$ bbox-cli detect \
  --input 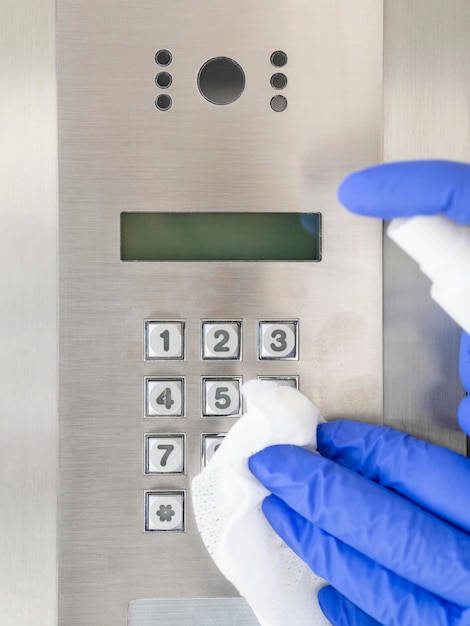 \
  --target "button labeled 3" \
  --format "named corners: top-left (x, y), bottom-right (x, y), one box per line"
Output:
top-left (258, 321), bottom-right (298, 360)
